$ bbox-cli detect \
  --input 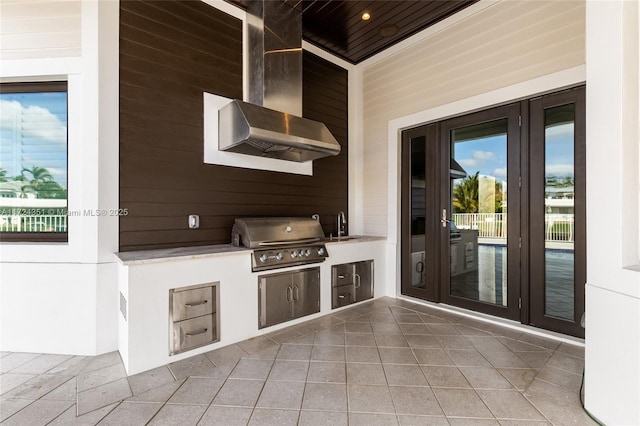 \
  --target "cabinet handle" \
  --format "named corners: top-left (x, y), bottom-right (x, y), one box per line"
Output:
top-left (293, 284), bottom-right (300, 301)
top-left (185, 299), bottom-right (208, 308)
top-left (338, 275), bottom-right (345, 279)
top-left (286, 286), bottom-right (293, 302)
top-left (355, 273), bottom-right (361, 289)
top-left (416, 261), bottom-right (424, 273)
top-left (185, 328), bottom-right (208, 337)
top-left (338, 294), bottom-right (345, 299)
